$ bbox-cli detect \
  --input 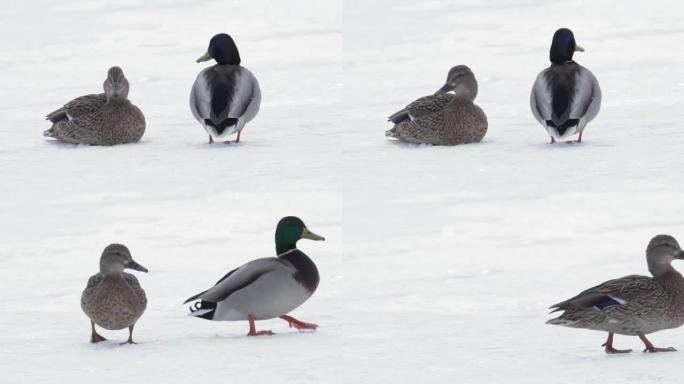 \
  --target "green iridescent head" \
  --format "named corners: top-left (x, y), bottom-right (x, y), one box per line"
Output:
top-left (275, 216), bottom-right (325, 255)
